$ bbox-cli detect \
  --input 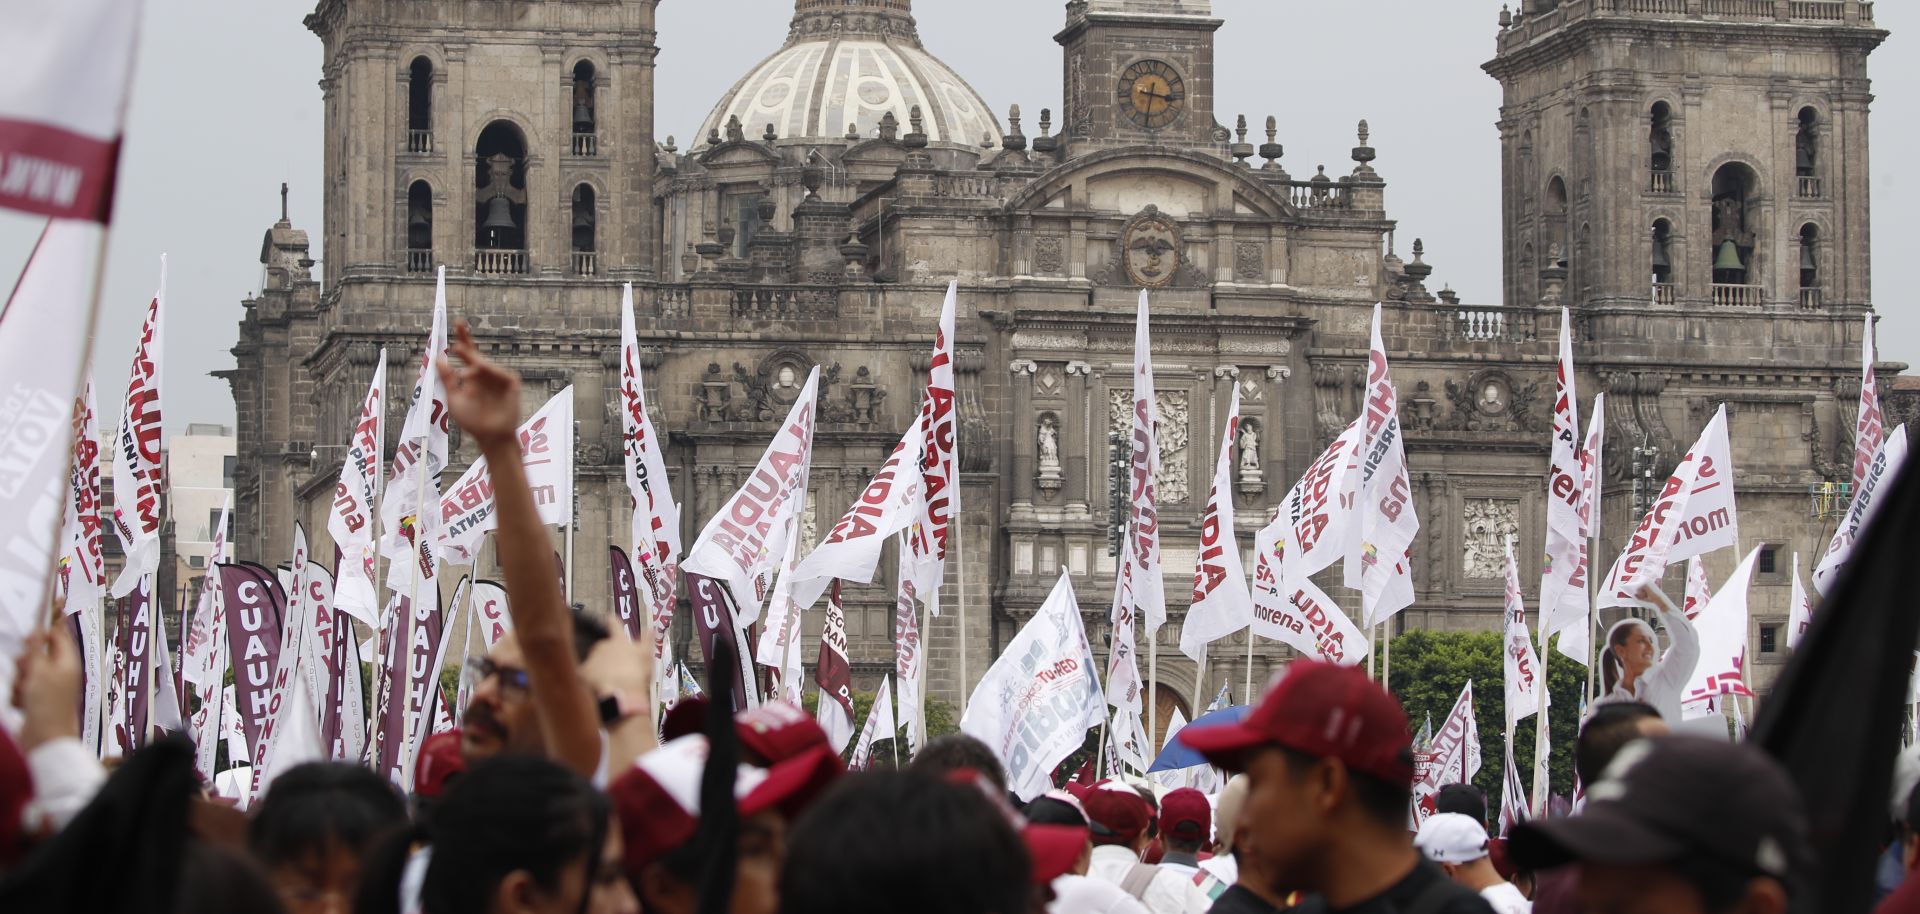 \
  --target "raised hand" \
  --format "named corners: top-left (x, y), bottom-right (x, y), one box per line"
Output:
top-left (436, 320), bottom-right (522, 453)
top-left (11, 627), bottom-right (82, 752)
